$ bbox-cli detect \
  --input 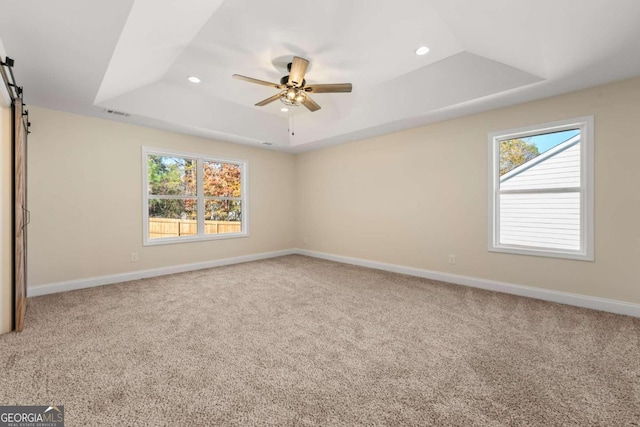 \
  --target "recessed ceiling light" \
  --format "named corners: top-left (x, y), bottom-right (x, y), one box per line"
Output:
top-left (187, 76), bottom-right (201, 84)
top-left (415, 46), bottom-right (430, 56)
top-left (280, 107), bottom-right (289, 112)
